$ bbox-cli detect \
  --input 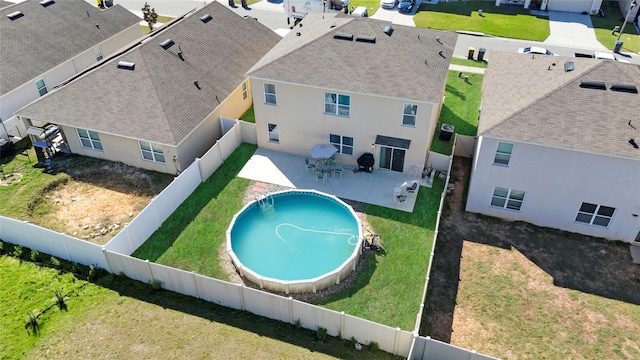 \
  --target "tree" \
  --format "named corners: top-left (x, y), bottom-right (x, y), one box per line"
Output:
top-left (142, 2), bottom-right (158, 32)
